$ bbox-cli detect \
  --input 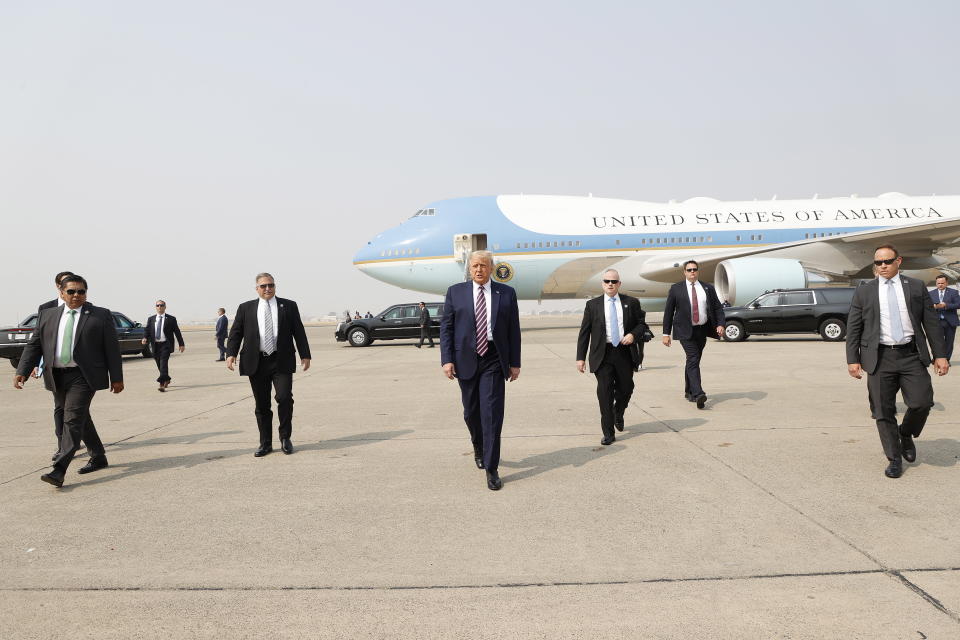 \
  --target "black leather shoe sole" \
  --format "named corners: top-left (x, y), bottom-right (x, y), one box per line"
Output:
top-left (41, 473), bottom-right (64, 488)
top-left (486, 472), bottom-right (503, 491)
top-left (254, 448), bottom-right (273, 457)
top-left (601, 436), bottom-right (615, 445)
top-left (901, 437), bottom-right (917, 463)
top-left (614, 421), bottom-right (624, 432)
top-left (885, 461), bottom-right (904, 478)
top-left (77, 460), bottom-right (108, 475)
top-left (696, 394), bottom-right (707, 409)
